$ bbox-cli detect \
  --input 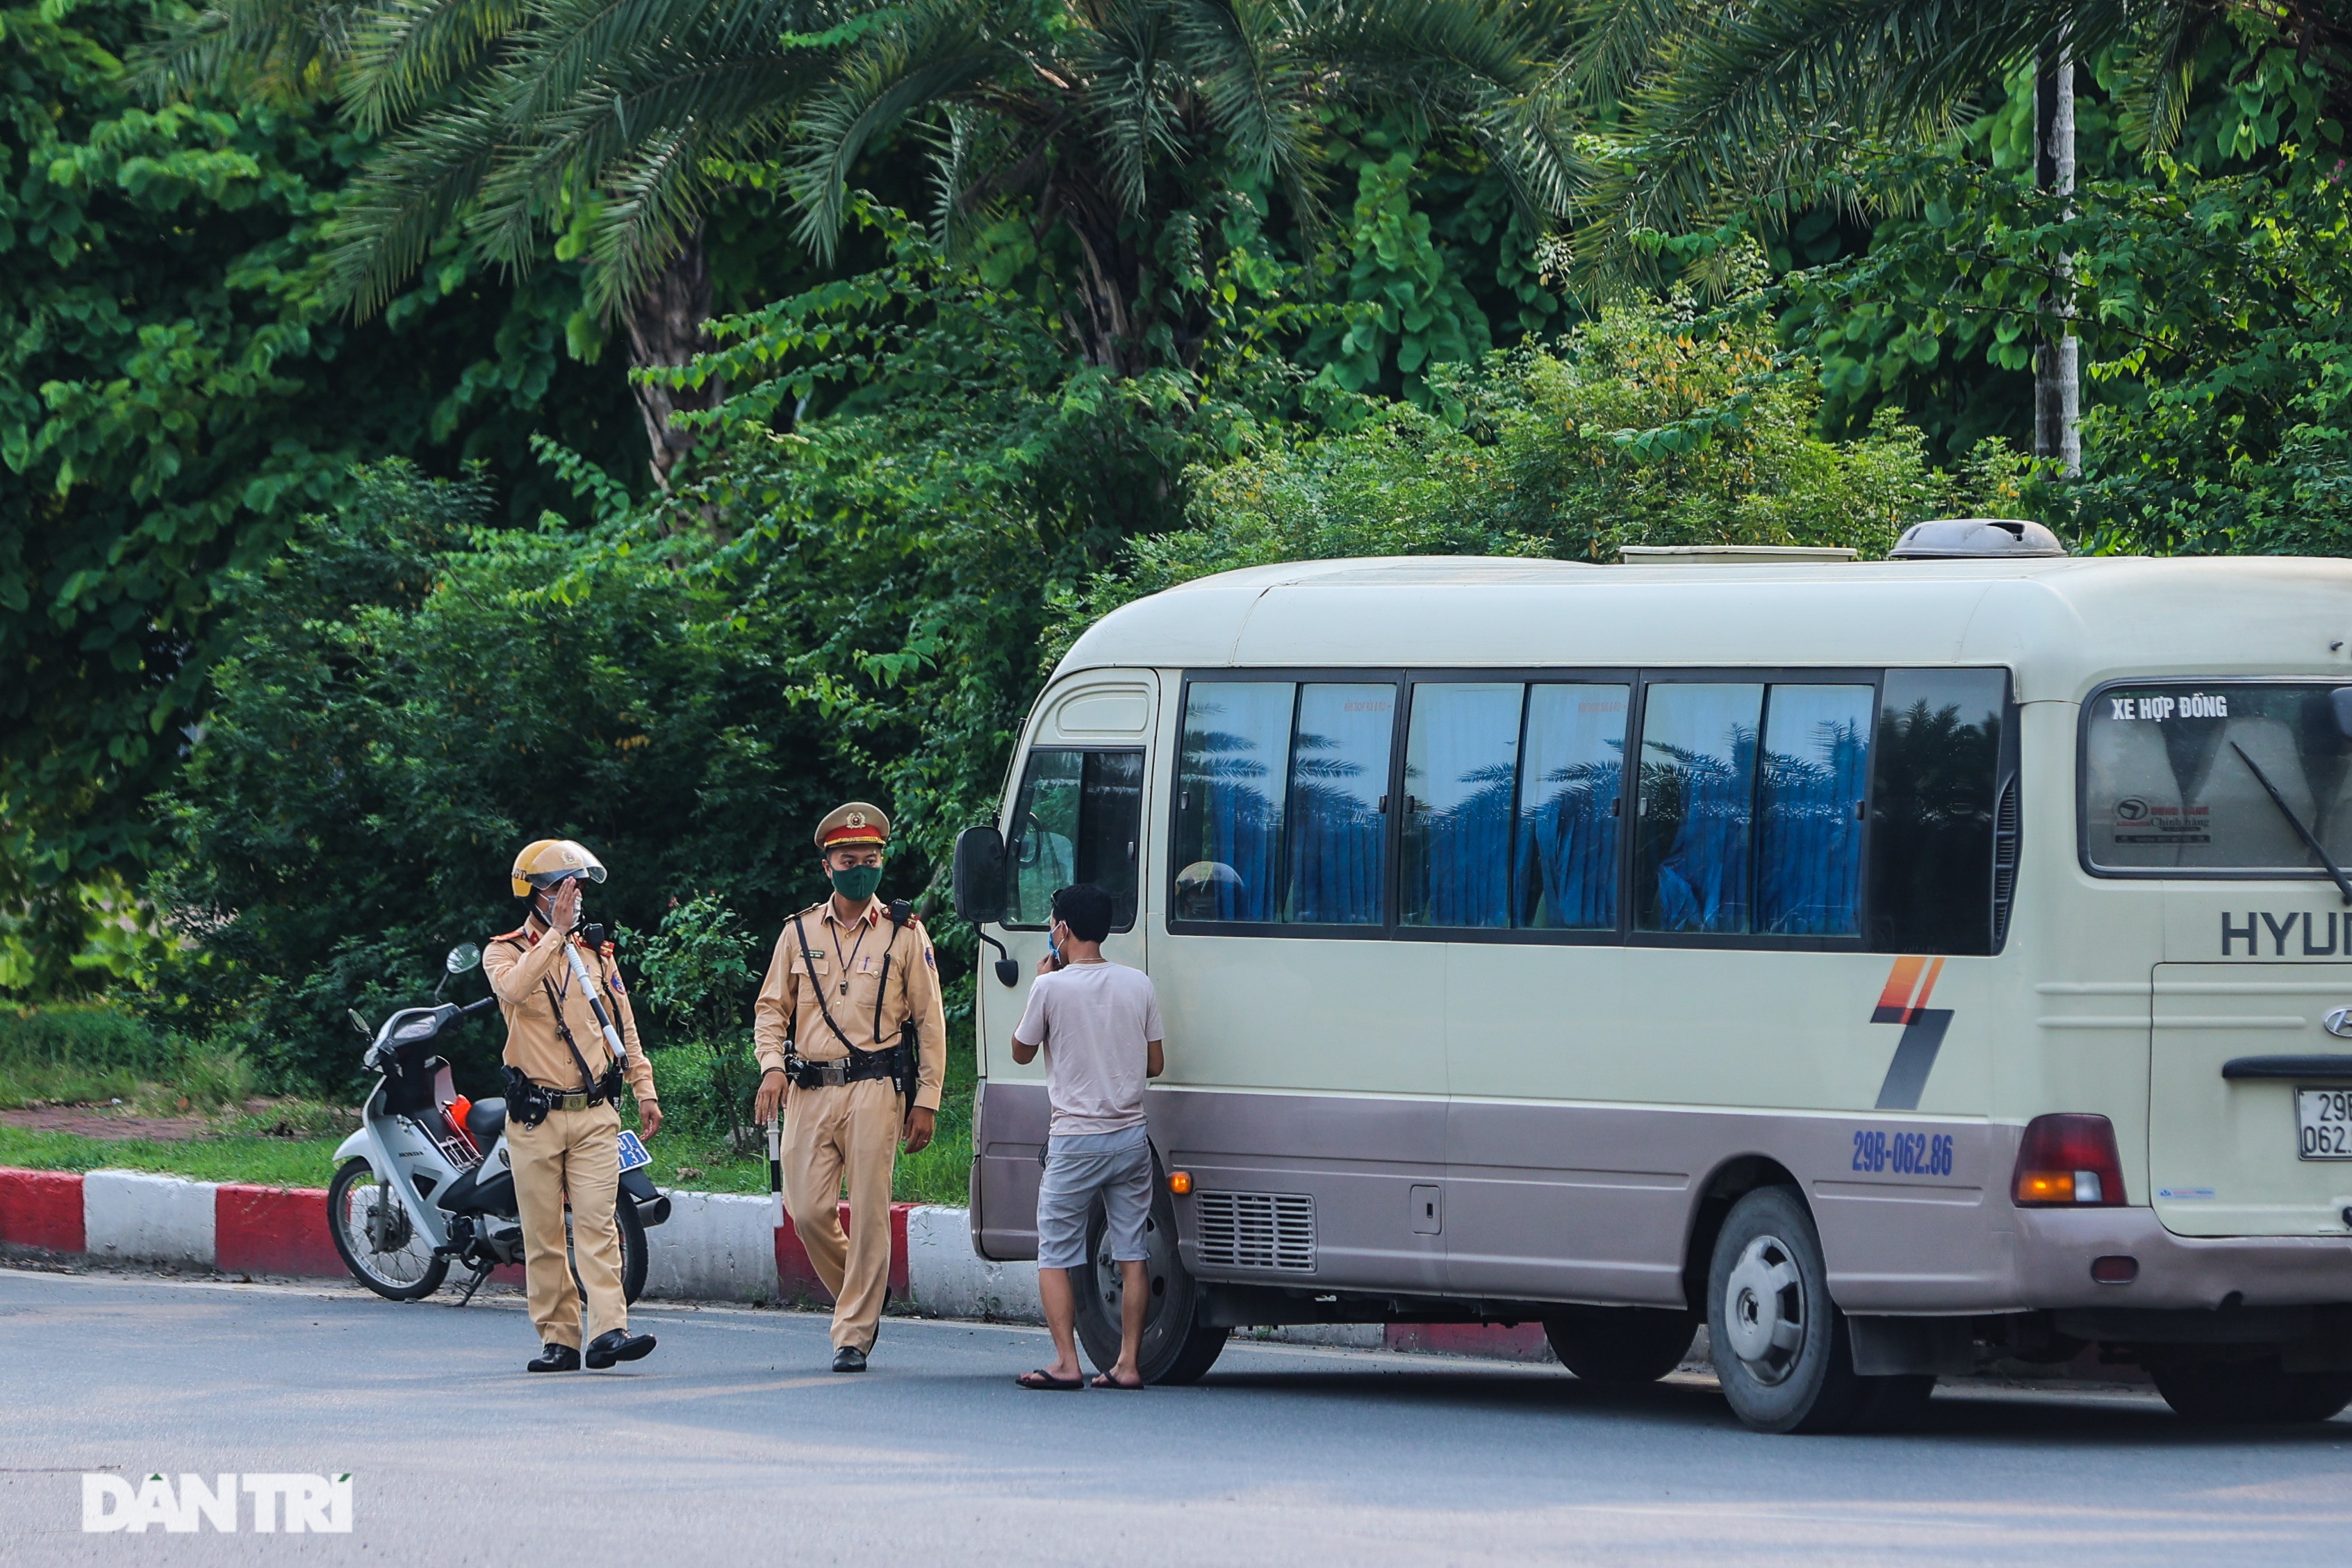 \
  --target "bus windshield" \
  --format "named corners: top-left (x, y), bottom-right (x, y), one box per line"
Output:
top-left (2084, 682), bottom-right (2352, 873)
